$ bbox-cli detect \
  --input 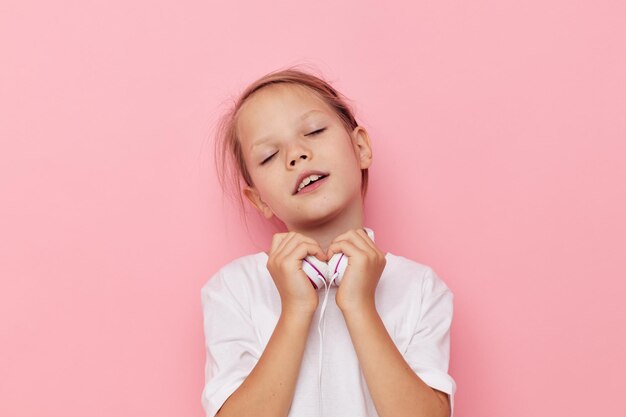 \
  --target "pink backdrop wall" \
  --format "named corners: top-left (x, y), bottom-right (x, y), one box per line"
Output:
top-left (1, 1), bottom-right (624, 416)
